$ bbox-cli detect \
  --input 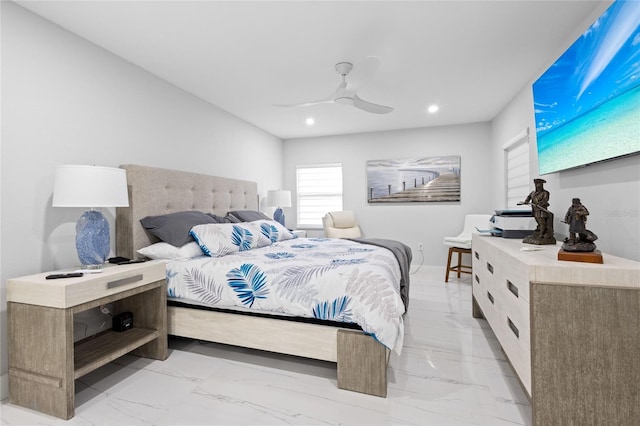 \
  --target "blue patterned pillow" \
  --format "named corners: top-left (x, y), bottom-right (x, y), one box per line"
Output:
top-left (190, 222), bottom-right (272, 257)
top-left (252, 219), bottom-right (296, 243)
